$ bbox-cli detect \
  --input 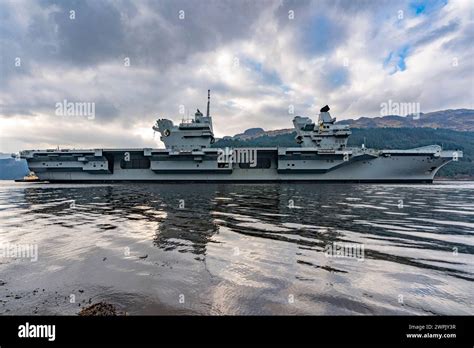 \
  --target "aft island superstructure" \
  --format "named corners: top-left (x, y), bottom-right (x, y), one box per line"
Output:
top-left (20, 91), bottom-right (461, 183)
